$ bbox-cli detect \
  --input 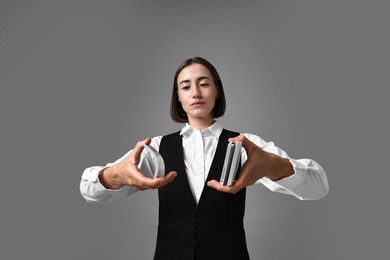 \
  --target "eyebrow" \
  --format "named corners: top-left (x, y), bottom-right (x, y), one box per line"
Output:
top-left (179, 76), bottom-right (211, 85)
